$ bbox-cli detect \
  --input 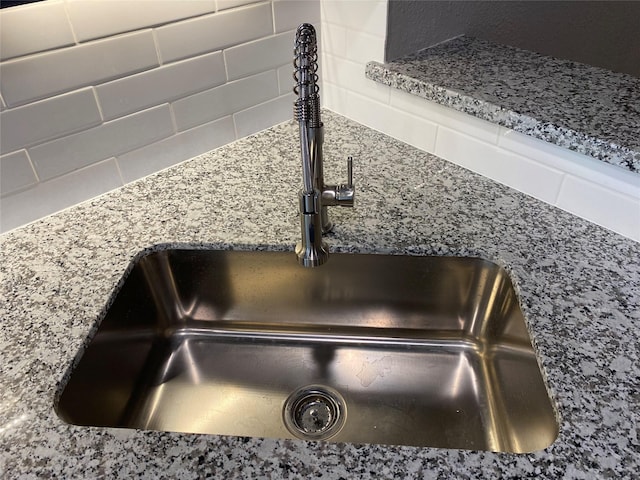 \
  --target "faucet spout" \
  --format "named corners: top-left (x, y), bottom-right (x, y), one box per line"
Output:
top-left (293, 23), bottom-right (355, 267)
